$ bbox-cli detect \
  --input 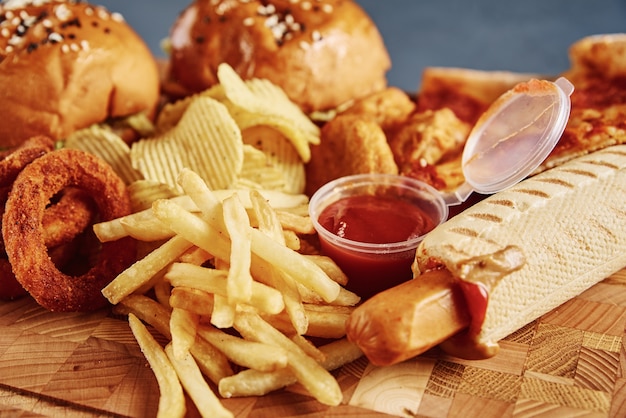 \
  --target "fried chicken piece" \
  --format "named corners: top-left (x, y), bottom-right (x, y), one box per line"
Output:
top-left (389, 108), bottom-right (470, 176)
top-left (305, 114), bottom-right (398, 196)
top-left (339, 87), bottom-right (416, 136)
